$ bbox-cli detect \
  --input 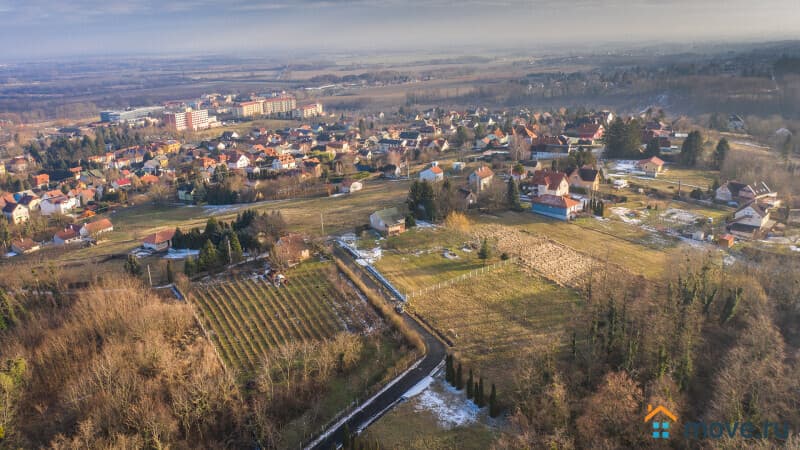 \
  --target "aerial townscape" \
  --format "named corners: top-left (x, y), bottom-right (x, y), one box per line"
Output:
top-left (0, 1), bottom-right (799, 449)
